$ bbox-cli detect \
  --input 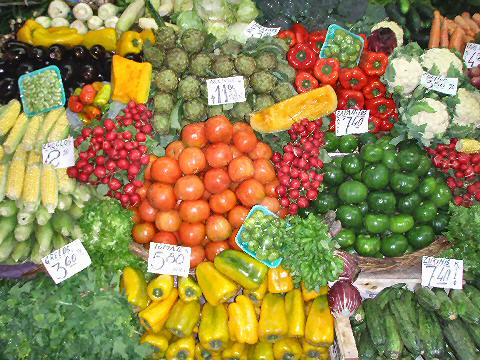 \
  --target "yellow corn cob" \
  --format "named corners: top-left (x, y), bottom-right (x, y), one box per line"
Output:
top-left (35, 108), bottom-right (64, 148)
top-left (0, 99), bottom-right (21, 136)
top-left (21, 163), bottom-right (41, 212)
top-left (456, 139), bottom-right (480, 154)
top-left (3, 113), bottom-right (29, 154)
top-left (0, 145), bottom-right (4, 161)
top-left (5, 148), bottom-right (27, 200)
top-left (0, 159), bottom-right (11, 201)
top-left (47, 111), bottom-right (70, 142)
top-left (27, 150), bottom-right (42, 166)
top-left (21, 114), bottom-right (44, 150)
top-left (56, 168), bottom-right (76, 194)
top-left (40, 164), bottom-right (58, 213)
